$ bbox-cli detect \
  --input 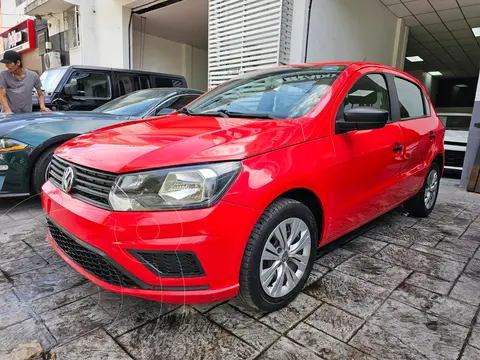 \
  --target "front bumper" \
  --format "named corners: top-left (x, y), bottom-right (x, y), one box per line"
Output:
top-left (0, 148), bottom-right (32, 197)
top-left (41, 180), bottom-right (261, 304)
